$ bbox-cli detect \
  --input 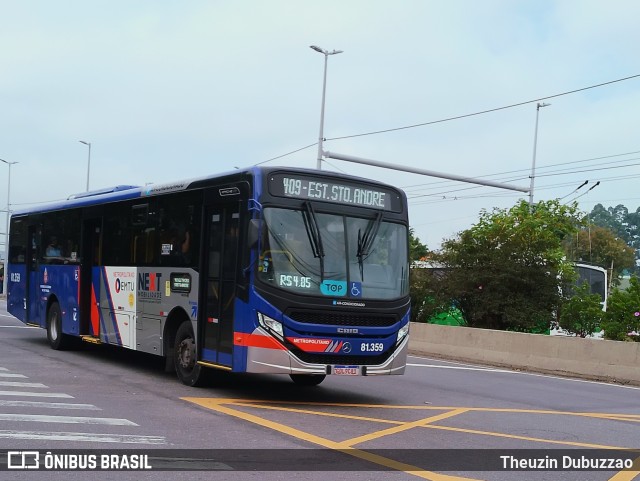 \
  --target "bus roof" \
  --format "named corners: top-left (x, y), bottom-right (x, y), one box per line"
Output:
top-left (10, 165), bottom-right (405, 217)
